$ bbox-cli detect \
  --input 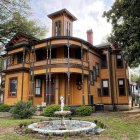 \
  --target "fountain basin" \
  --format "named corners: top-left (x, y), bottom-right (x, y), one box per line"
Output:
top-left (54, 111), bottom-right (71, 116)
top-left (28, 120), bottom-right (96, 135)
